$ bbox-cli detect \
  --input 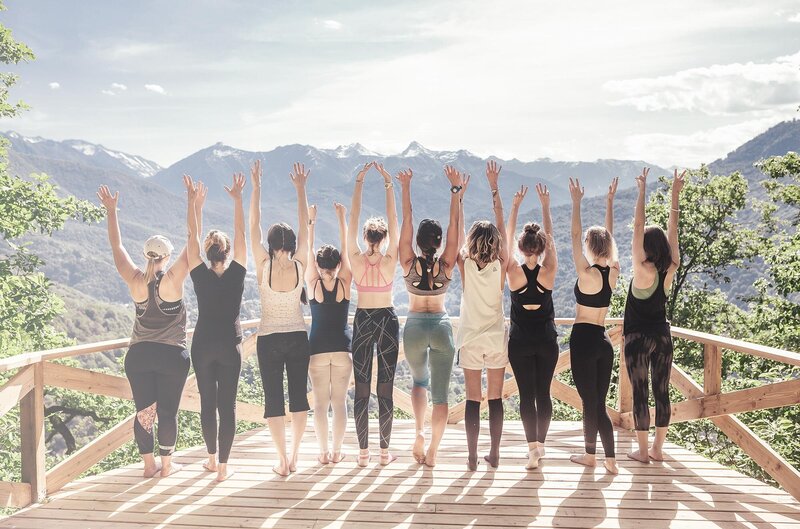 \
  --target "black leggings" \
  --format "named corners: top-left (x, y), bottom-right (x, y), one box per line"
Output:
top-left (624, 331), bottom-right (674, 431)
top-left (570, 323), bottom-right (615, 457)
top-left (125, 342), bottom-right (190, 456)
top-left (352, 307), bottom-right (399, 450)
top-left (257, 332), bottom-right (310, 418)
top-left (508, 335), bottom-right (559, 444)
top-left (191, 342), bottom-right (242, 463)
